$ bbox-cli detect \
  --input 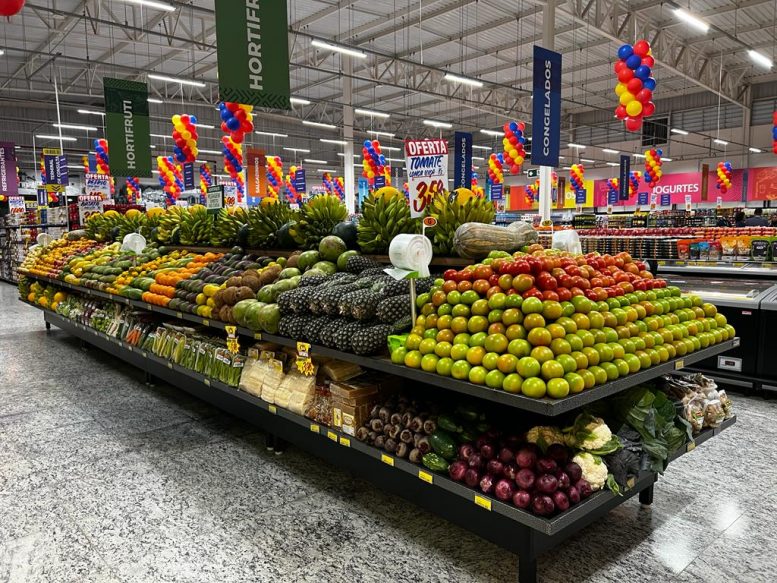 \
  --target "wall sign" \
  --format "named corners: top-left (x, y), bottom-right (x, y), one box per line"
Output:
top-left (78, 195), bottom-right (103, 225)
top-left (405, 138), bottom-right (449, 217)
top-left (85, 173), bottom-right (111, 199)
top-left (104, 77), bottom-right (151, 177)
